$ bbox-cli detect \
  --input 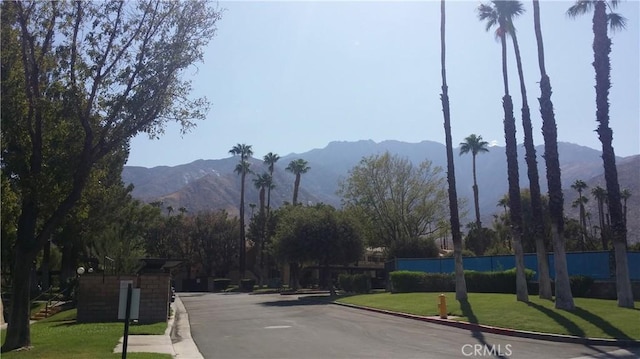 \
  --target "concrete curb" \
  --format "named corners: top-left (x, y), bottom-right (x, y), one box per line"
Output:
top-left (305, 297), bottom-right (640, 348)
top-left (171, 295), bottom-right (204, 359)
